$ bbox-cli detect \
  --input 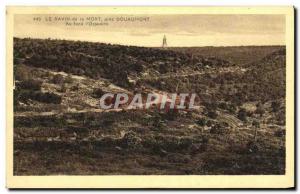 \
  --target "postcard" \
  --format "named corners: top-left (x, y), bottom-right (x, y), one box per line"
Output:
top-left (6, 6), bottom-right (294, 188)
